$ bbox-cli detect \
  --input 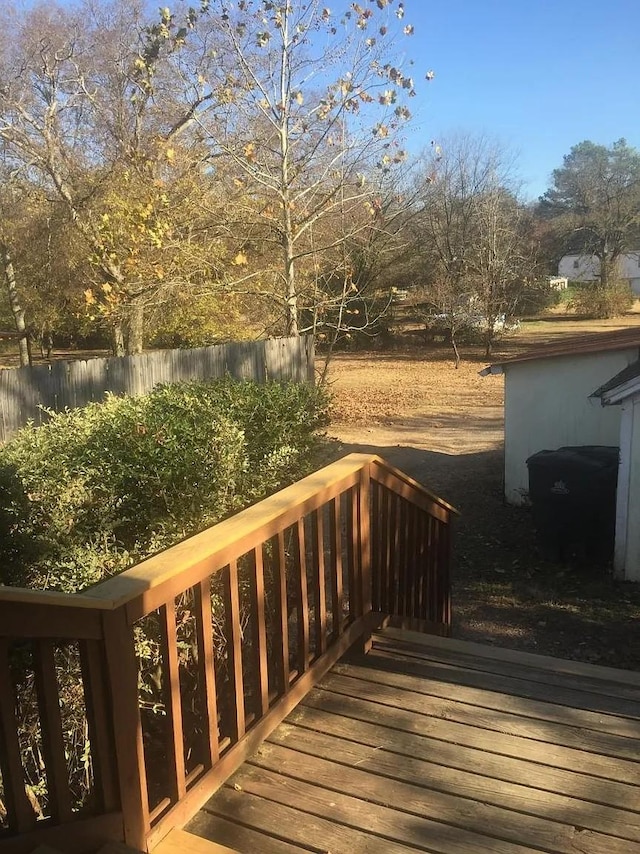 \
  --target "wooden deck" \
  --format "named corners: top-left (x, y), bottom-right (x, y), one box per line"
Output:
top-left (181, 628), bottom-right (640, 854)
